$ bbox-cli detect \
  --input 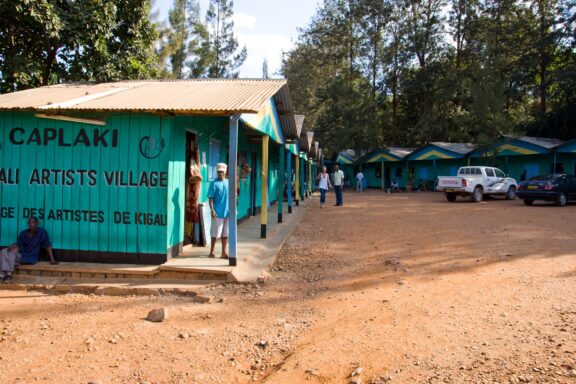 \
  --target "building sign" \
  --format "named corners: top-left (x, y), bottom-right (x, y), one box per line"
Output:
top-left (0, 112), bottom-right (171, 259)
